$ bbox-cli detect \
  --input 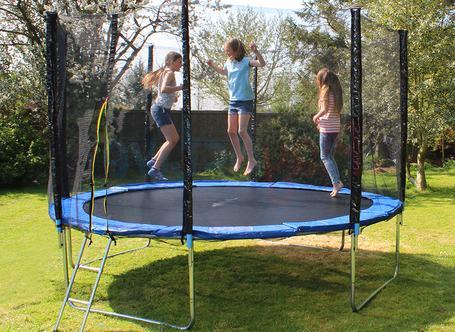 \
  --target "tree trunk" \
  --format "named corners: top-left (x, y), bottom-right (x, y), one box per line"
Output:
top-left (441, 136), bottom-right (445, 165)
top-left (406, 158), bottom-right (416, 186)
top-left (416, 142), bottom-right (427, 191)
